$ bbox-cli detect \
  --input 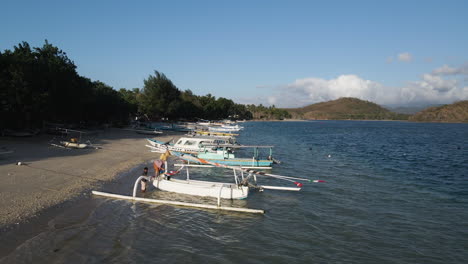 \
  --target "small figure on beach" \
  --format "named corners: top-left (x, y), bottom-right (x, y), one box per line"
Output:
top-left (141, 167), bottom-right (149, 192)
